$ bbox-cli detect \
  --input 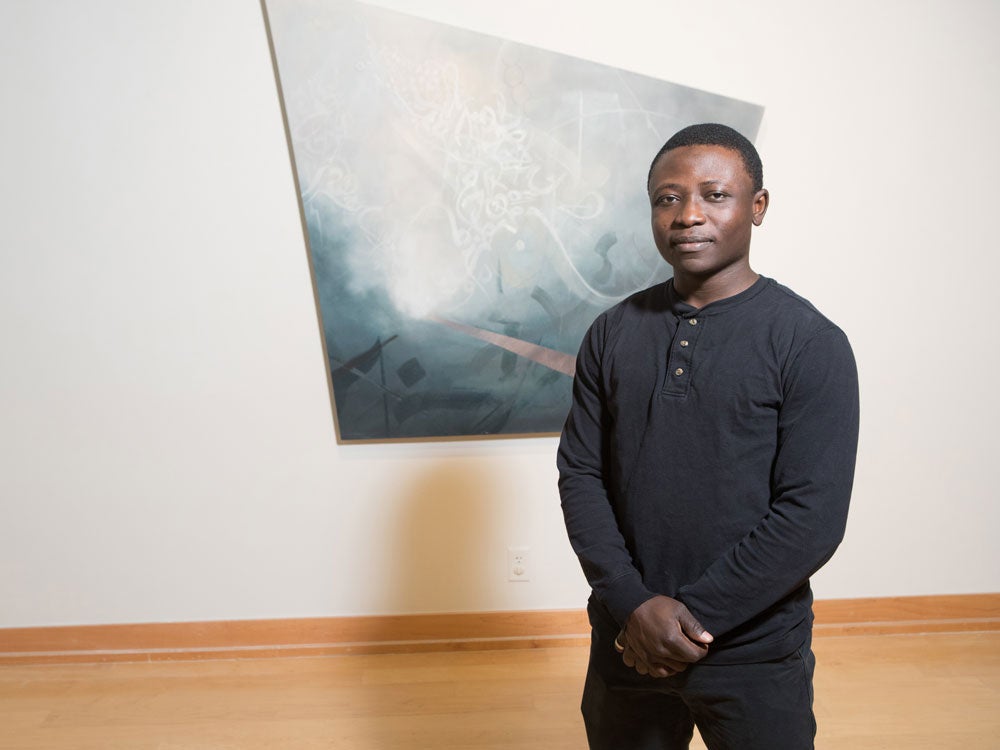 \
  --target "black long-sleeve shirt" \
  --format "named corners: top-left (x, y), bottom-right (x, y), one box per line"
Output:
top-left (557, 276), bottom-right (859, 664)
